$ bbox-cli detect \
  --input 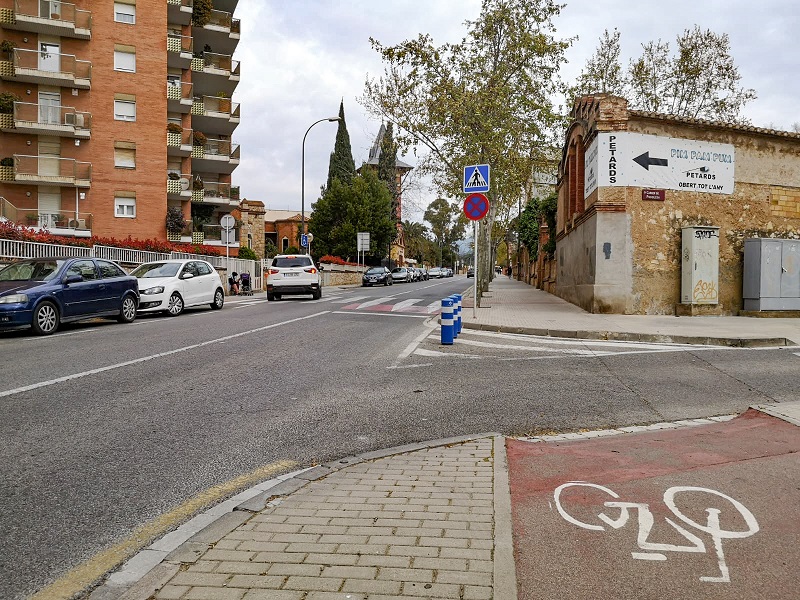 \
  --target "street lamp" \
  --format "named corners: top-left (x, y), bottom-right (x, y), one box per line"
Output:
top-left (301, 116), bottom-right (340, 253)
